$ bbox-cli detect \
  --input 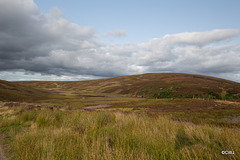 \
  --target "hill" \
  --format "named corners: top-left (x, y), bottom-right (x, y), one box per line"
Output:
top-left (14, 73), bottom-right (240, 100)
top-left (0, 80), bottom-right (50, 102)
